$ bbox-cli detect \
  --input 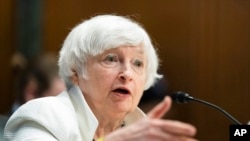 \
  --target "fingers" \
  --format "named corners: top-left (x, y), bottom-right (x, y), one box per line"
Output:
top-left (147, 96), bottom-right (172, 119)
top-left (152, 119), bottom-right (197, 137)
top-left (146, 95), bottom-right (196, 136)
top-left (145, 95), bottom-right (198, 140)
top-left (107, 118), bottom-right (198, 141)
top-left (140, 119), bottom-right (197, 141)
top-left (144, 126), bottom-right (198, 141)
